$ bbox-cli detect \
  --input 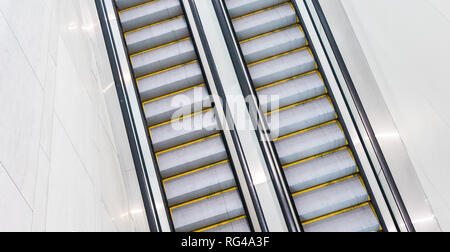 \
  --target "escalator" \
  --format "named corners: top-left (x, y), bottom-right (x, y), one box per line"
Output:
top-left (222, 0), bottom-right (383, 232)
top-left (114, 0), bottom-right (251, 232)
